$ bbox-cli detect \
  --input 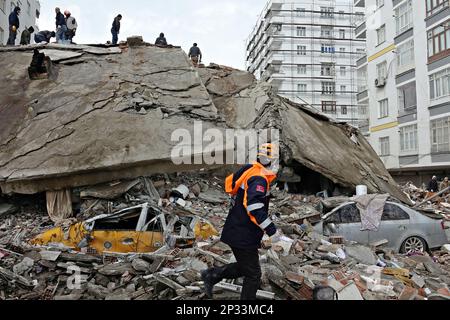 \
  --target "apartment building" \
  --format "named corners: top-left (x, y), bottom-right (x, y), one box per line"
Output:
top-left (246, 0), bottom-right (367, 126)
top-left (0, 0), bottom-right (40, 45)
top-left (357, 0), bottom-right (450, 184)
